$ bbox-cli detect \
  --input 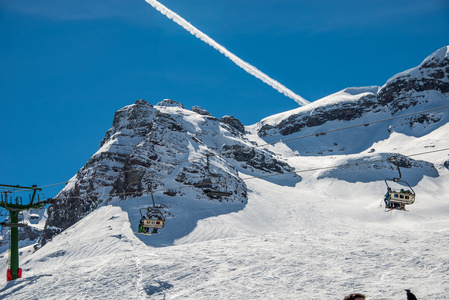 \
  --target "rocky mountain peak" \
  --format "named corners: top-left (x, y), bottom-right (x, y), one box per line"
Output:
top-left (155, 99), bottom-right (185, 108)
top-left (134, 99), bottom-right (152, 106)
top-left (191, 105), bottom-right (212, 116)
top-left (255, 46), bottom-right (448, 143)
top-left (41, 98), bottom-right (296, 245)
top-left (378, 46), bottom-right (449, 109)
top-left (420, 45), bottom-right (449, 70)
